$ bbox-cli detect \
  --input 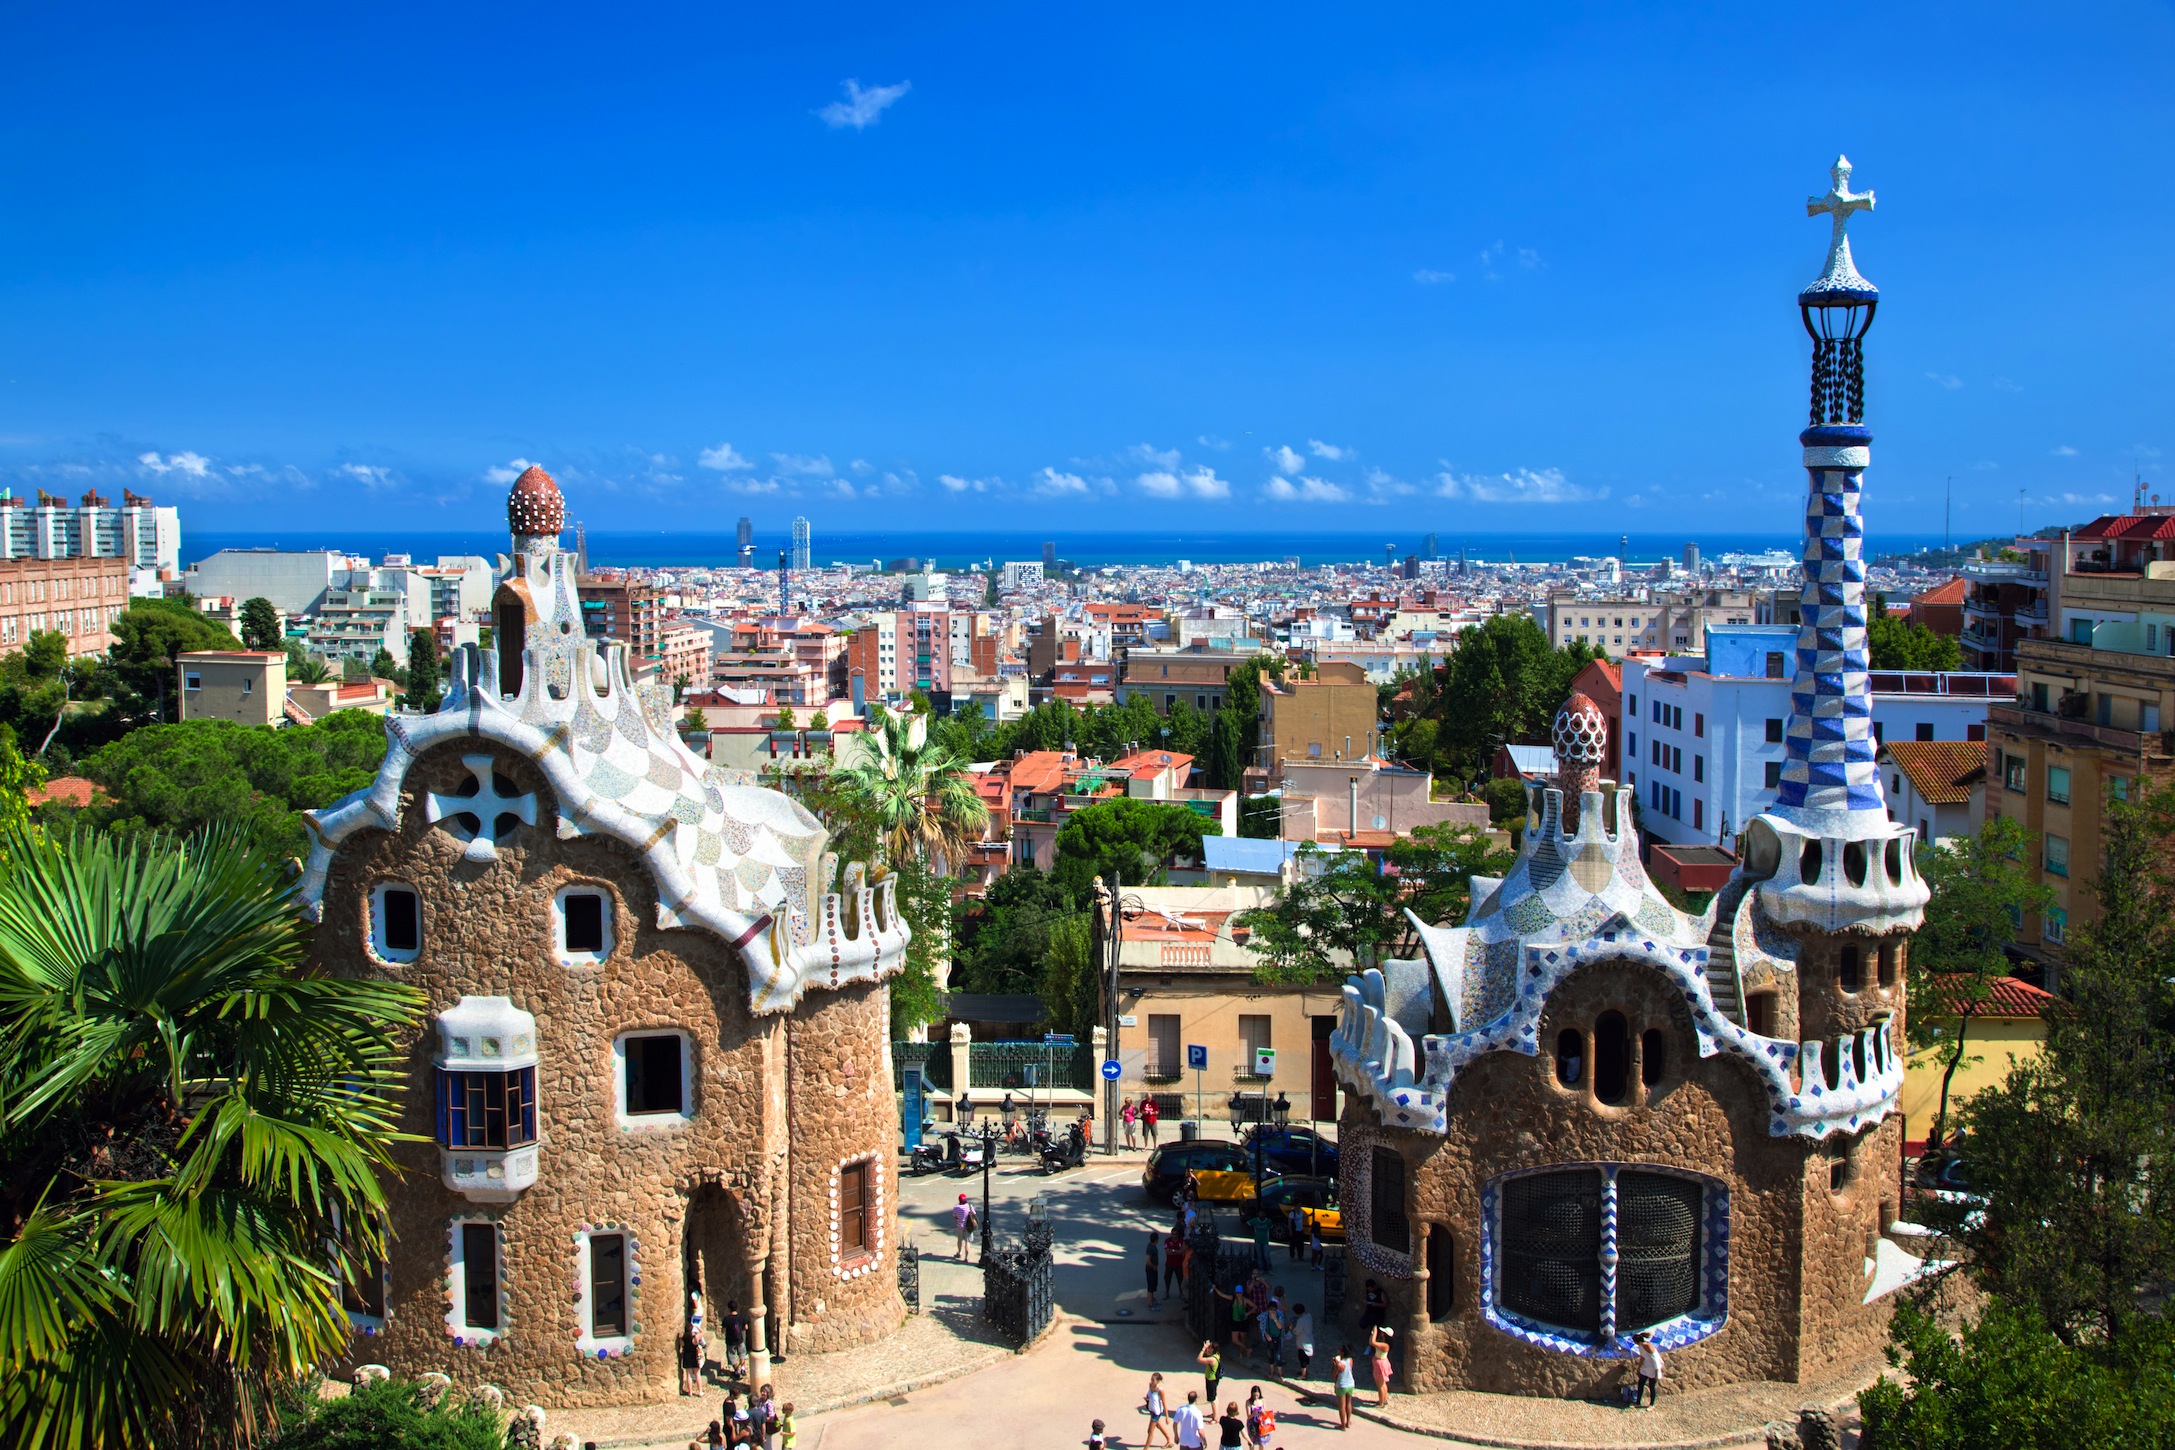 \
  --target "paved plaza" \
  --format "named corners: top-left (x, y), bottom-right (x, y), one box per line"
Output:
top-left (538, 1138), bottom-right (1871, 1450)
